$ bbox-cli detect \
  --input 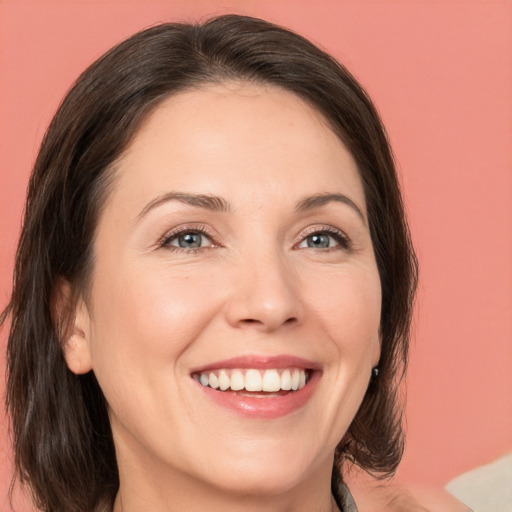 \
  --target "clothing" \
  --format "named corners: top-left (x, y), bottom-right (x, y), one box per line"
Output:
top-left (336, 482), bottom-right (358, 512)
top-left (446, 453), bottom-right (512, 512)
